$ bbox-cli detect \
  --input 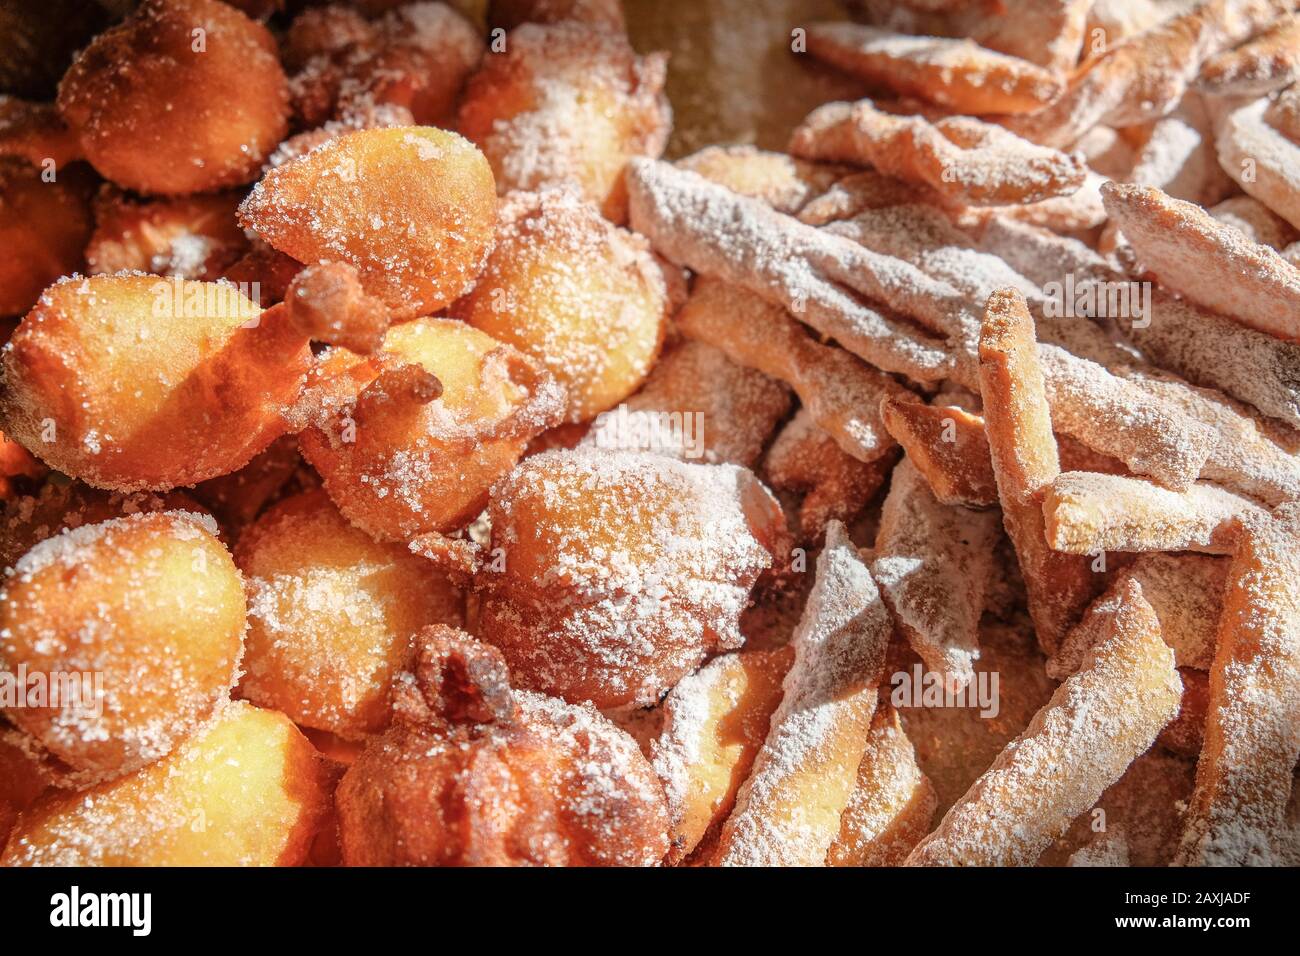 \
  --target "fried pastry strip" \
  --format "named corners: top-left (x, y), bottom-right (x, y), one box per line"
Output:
top-left (625, 159), bottom-right (956, 381)
top-left (1005, 0), bottom-right (1291, 147)
top-left (1209, 195), bottom-right (1299, 249)
top-left (1124, 93), bottom-right (1235, 206)
top-left (978, 289), bottom-right (1099, 654)
top-left (907, 579), bottom-right (1182, 866)
top-left (871, 457), bottom-right (1001, 689)
top-left (805, 23), bottom-right (1065, 115)
top-left (1265, 82), bottom-right (1300, 141)
top-left (715, 522), bottom-right (892, 866)
top-left (764, 409), bottom-right (895, 542)
top-left (1215, 95), bottom-right (1300, 231)
top-left (1102, 182), bottom-right (1300, 341)
top-left (1198, 12), bottom-right (1300, 95)
top-left (675, 278), bottom-right (906, 463)
top-left (826, 703), bottom-right (937, 867)
top-left (1177, 505), bottom-right (1300, 865)
top-left (1044, 471), bottom-right (1267, 555)
top-left (651, 647), bottom-right (793, 865)
top-left (879, 396), bottom-right (997, 508)
top-left (791, 100), bottom-right (1086, 207)
top-left (1049, 552), bottom-right (1227, 679)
